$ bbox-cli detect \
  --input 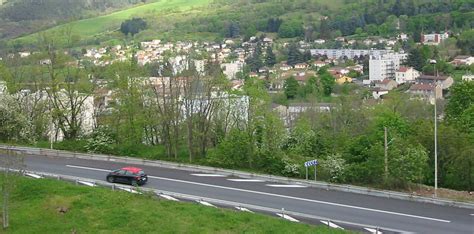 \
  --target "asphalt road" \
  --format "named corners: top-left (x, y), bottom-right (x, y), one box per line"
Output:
top-left (11, 154), bottom-right (474, 233)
